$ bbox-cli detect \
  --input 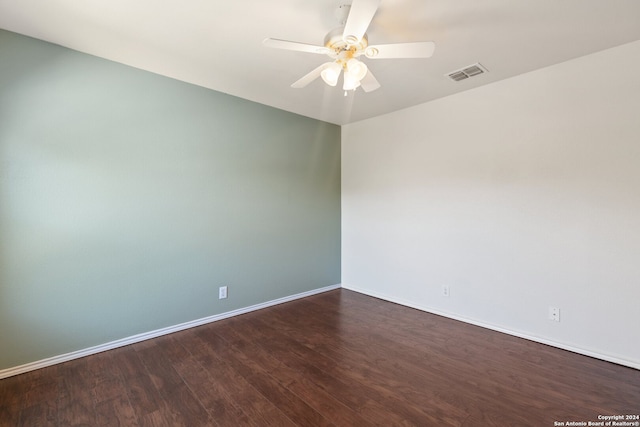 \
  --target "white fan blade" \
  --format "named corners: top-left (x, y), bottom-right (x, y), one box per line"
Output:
top-left (291, 62), bottom-right (332, 88)
top-left (360, 69), bottom-right (381, 93)
top-left (342, 0), bottom-right (381, 45)
top-left (365, 41), bottom-right (436, 59)
top-left (263, 38), bottom-right (329, 55)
